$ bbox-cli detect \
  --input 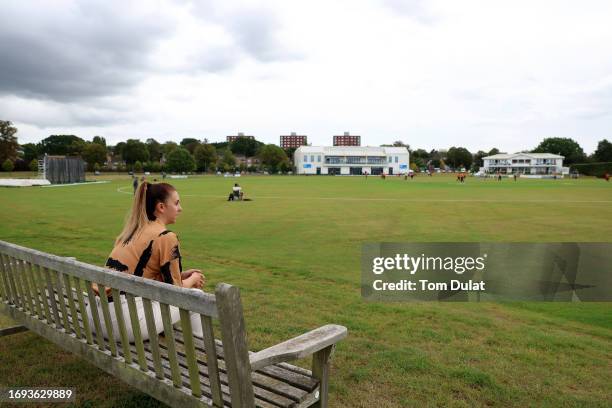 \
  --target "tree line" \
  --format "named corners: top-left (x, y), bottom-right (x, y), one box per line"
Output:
top-left (2, 120), bottom-right (612, 173)
top-left (0, 121), bottom-right (293, 173)
top-left (386, 138), bottom-right (612, 172)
